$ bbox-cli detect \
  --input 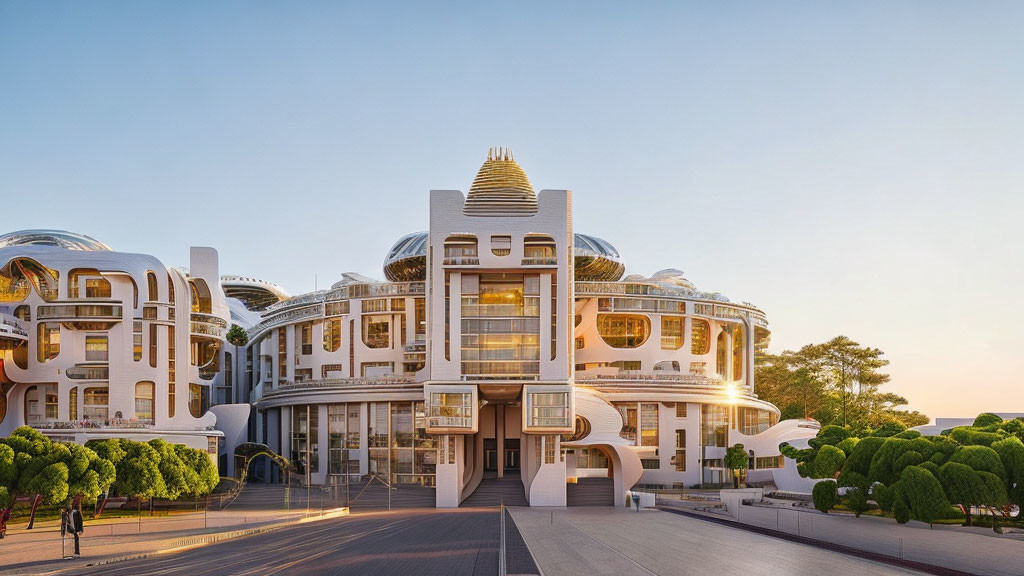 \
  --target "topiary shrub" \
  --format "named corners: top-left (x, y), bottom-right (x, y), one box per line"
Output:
top-left (842, 436), bottom-right (886, 477)
top-left (992, 436), bottom-right (1024, 509)
top-left (872, 483), bottom-right (895, 513)
top-left (836, 437), bottom-right (860, 456)
top-left (893, 494), bottom-right (911, 524)
top-left (894, 451), bottom-right (923, 473)
top-left (950, 427), bottom-right (1004, 447)
top-left (812, 480), bottom-right (838, 514)
top-left (814, 445), bottom-right (847, 478)
top-left (900, 465), bottom-right (951, 527)
top-left (973, 413), bottom-right (1004, 428)
top-left (950, 445), bottom-right (1007, 479)
top-left (893, 430), bottom-right (922, 440)
top-left (845, 486), bottom-right (870, 518)
top-left (810, 425), bottom-right (851, 450)
top-left (871, 422), bottom-right (907, 438)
